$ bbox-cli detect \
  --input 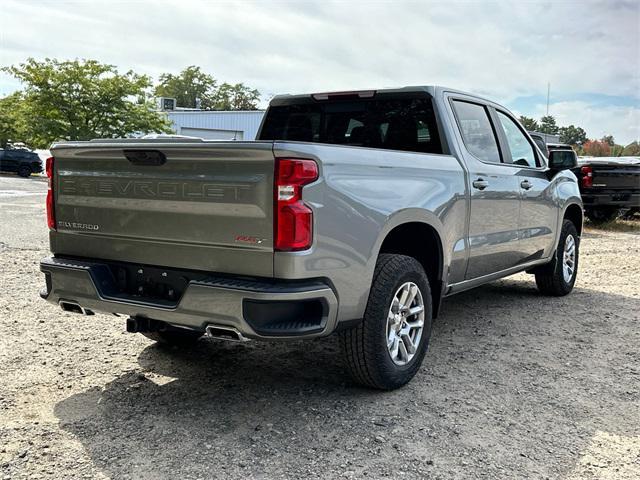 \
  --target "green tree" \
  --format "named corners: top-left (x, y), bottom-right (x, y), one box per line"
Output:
top-left (558, 125), bottom-right (587, 146)
top-left (601, 135), bottom-right (615, 146)
top-left (622, 141), bottom-right (640, 156)
top-left (3, 58), bottom-right (172, 148)
top-left (212, 82), bottom-right (261, 110)
top-left (154, 66), bottom-right (261, 110)
top-left (0, 92), bottom-right (27, 148)
top-left (154, 65), bottom-right (217, 109)
top-left (538, 115), bottom-right (559, 135)
top-left (518, 116), bottom-right (539, 131)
